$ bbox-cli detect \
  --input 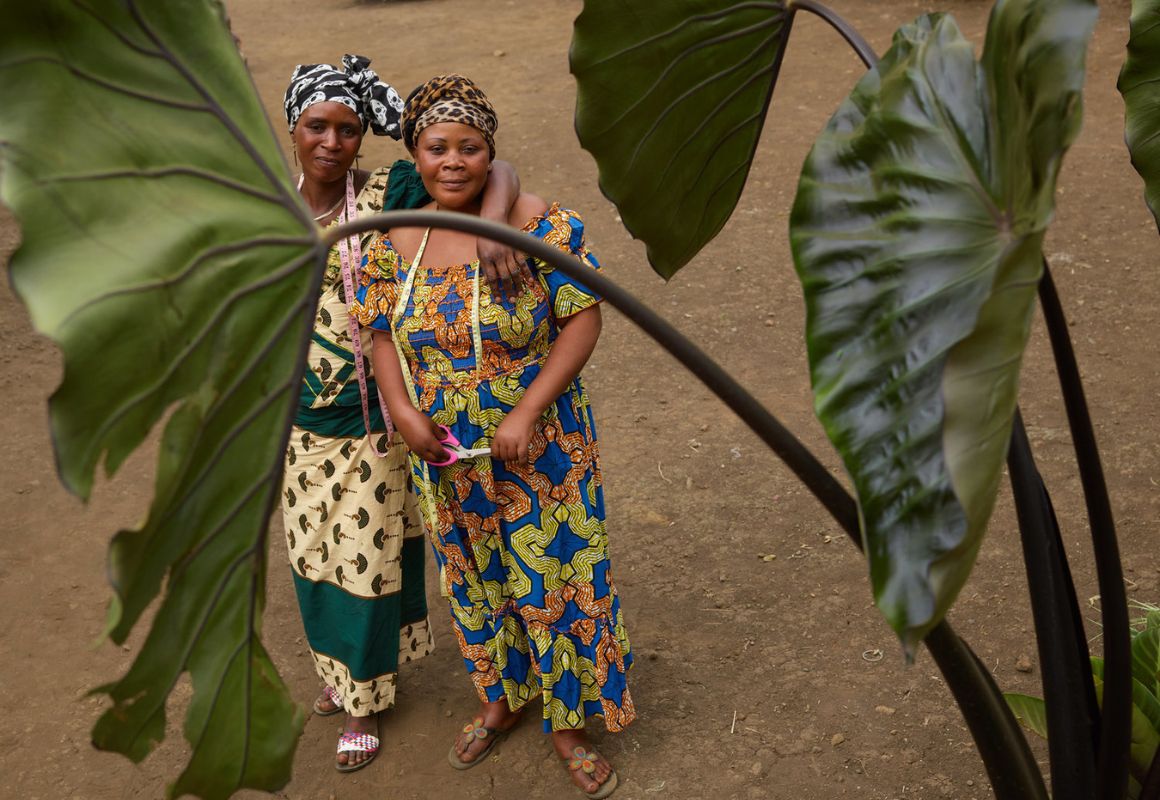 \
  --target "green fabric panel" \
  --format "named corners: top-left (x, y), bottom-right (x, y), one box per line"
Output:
top-left (400, 535), bottom-right (428, 625)
top-left (301, 368), bottom-right (325, 399)
top-left (293, 401), bottom-right (385, 437)
top-left (384, 160), bottom-right (432, 210)
top-left (293, 572), bottom-right (404, 681)
top-left (312, 331), bottom-right (355, 362)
